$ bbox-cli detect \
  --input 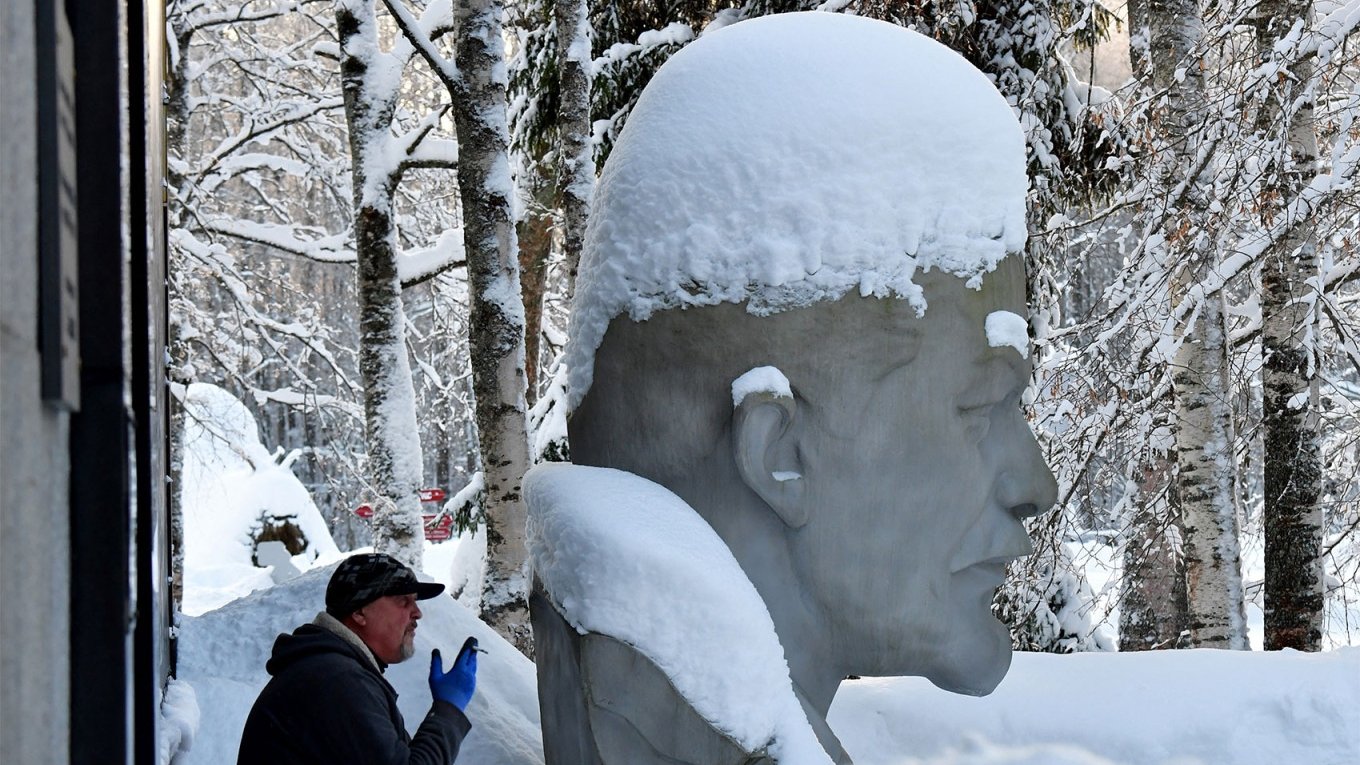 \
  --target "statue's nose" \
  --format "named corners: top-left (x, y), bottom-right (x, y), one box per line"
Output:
top-left (997, 421), bottom-right (1058, 519)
